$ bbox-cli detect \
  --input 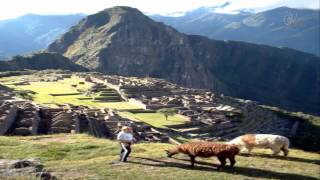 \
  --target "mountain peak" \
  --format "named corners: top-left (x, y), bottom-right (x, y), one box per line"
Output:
top-left (102, 6), bottom-right (140, 13)
top-left (78, 6), bottom-right (148, 29)
top-left (97, 6), bottom-right (144, 18)
top-left (48, 5), bottom-right (182, 68)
